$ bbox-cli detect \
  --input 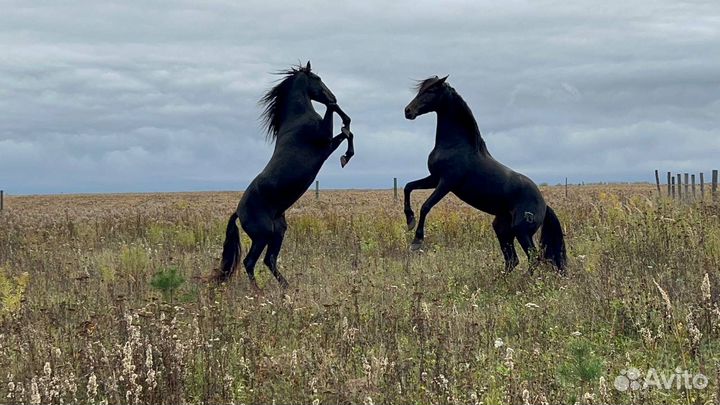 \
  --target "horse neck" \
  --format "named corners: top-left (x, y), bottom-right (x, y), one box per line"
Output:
top-left (280, 79), bottom-right (314, 123)
top-left (435, 93), bottom-right (489, 155)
